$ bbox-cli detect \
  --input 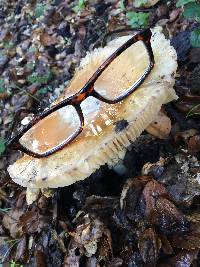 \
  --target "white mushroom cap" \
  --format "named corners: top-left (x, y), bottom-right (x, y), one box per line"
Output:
top-left (8, 27), bottom-right (178, 189)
